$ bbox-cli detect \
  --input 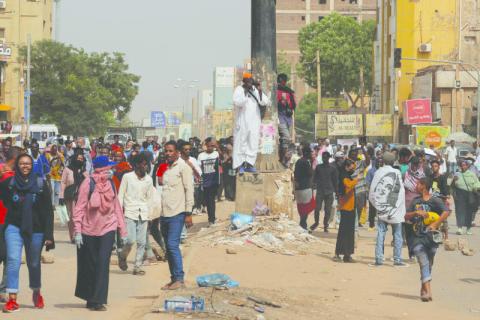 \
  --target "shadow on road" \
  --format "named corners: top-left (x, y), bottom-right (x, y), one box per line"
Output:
top-left (381, 292), bottom-right (419, 301)
top-left (54, 303), bottom-right (87, 309)
top-left (459, 278), bottom-right (480, 284)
